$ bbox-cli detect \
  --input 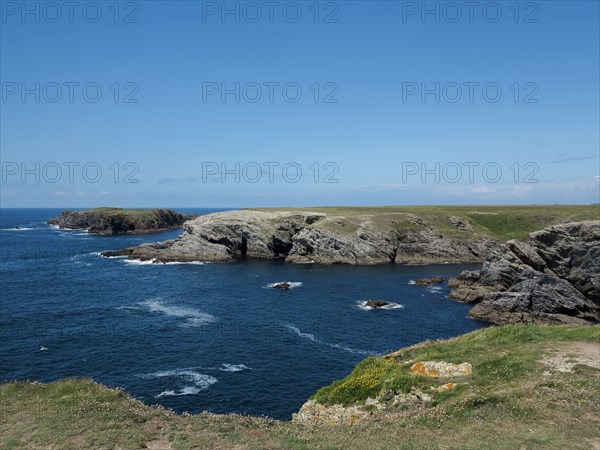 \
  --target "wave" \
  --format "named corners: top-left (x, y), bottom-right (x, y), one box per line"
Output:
top-left (284, 324), bottom-right (377, 356)
top-left (1, 227), bottom-right (35, 231)
top-left (426, 286), bottom-right (444, 294)
top-left (266, 281), bottom-right (303, 289)
top-left (123, 258), bottom-right (208, 265)
top-left (161, 261), bottom-right (208, 265)
top-left (139, 298), bottom-right (217, 327)
top-left (357, 301), bottom-right (404, 311)
top-left (140, 369), bottom-right (217, 398)
top-left (124, 258), bottom-right (157, 265)
top-left (157, 387), bottom-right (201, 397)
top-left (407, 280), bottom-right (416, 285)
top-left (220, 363), bottom-right (251, 372)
